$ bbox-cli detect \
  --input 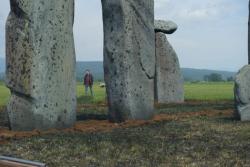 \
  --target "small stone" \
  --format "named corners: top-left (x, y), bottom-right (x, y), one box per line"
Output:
top-left (155, 20), bottom-right (178, 34)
